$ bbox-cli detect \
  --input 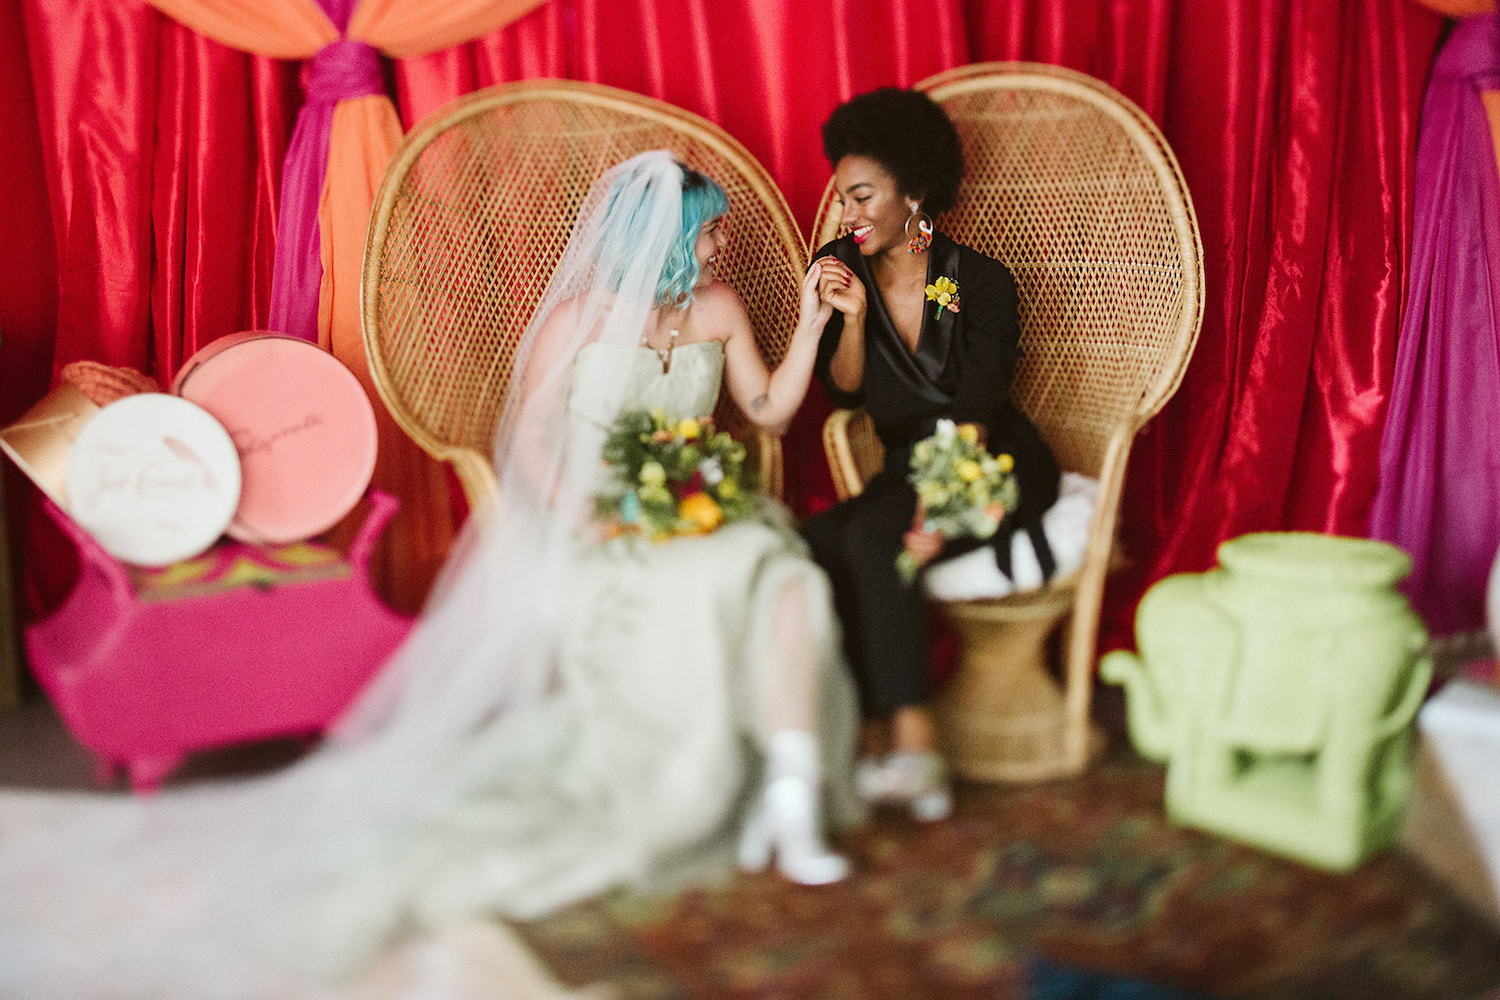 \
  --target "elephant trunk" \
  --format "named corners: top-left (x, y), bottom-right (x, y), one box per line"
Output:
top-left (1100, 651), bottom-right (1172, 762)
